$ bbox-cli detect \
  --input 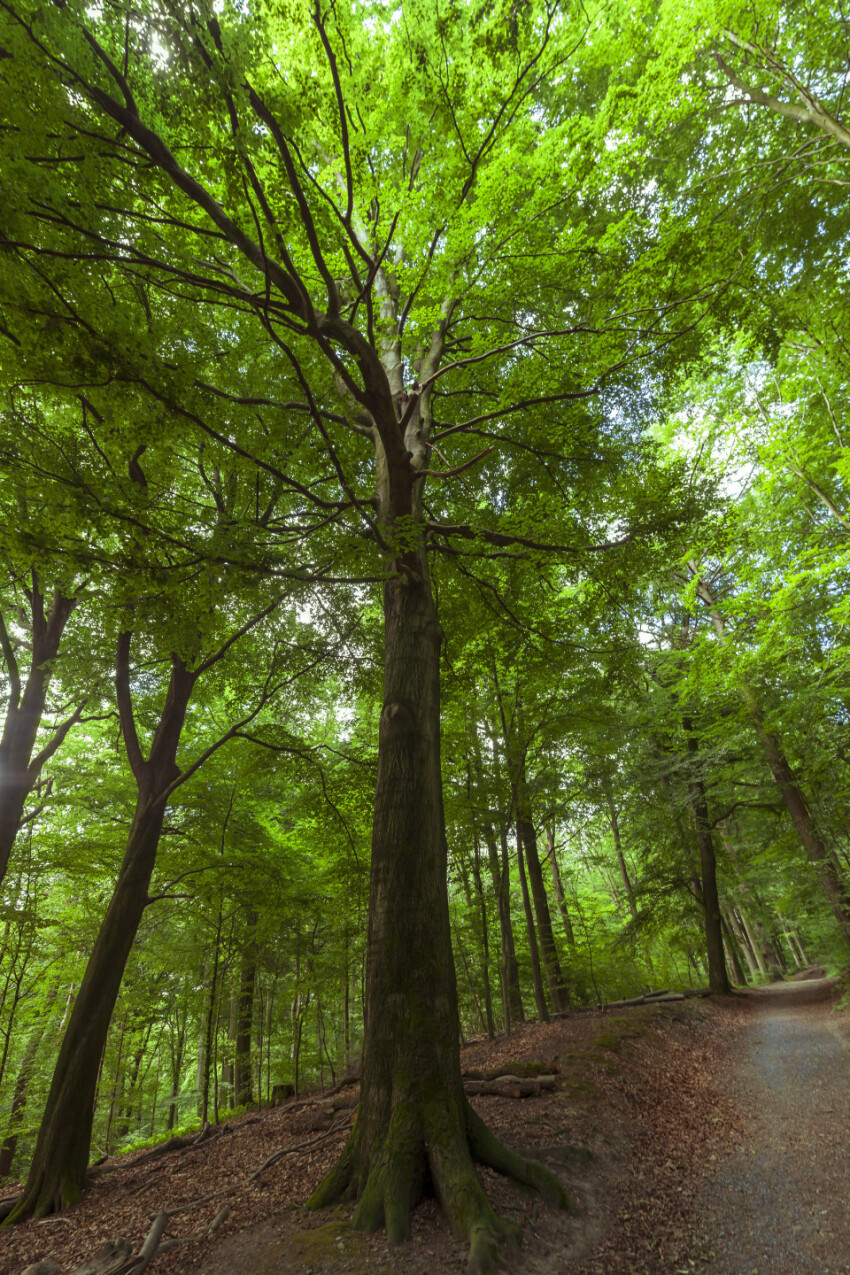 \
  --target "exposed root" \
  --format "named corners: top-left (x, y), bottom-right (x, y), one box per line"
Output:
top-left (309, 1094), bottom-right (570, 1275)
top-left (465, 1099), bottom-right (570, 1210)
top-left (307, 1132), bottom-right (357, 1210)
top-left (4, 1172), bottom-right (82, 1226)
